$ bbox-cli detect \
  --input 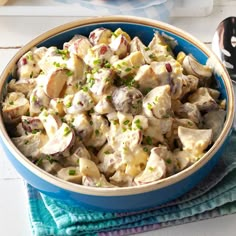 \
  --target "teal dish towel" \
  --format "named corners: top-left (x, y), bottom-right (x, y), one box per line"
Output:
top-left (27, 131), bottom-right (236, 236)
